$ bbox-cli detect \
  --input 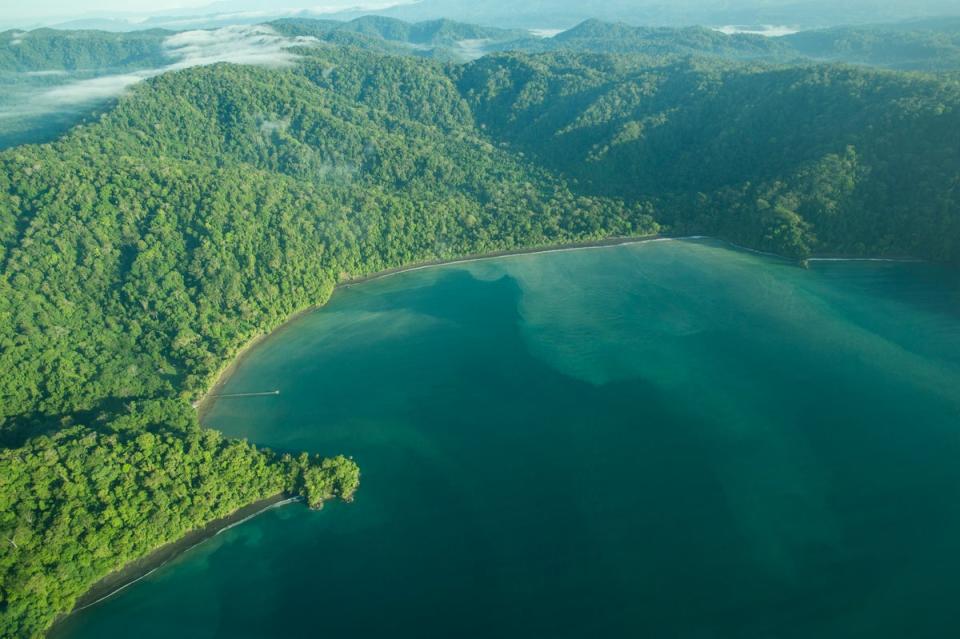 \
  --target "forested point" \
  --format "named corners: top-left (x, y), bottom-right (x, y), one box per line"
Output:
top-left (0, 400), bottom-right (358, 637)
top-left (0, 18), bottom-right (958, 638)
